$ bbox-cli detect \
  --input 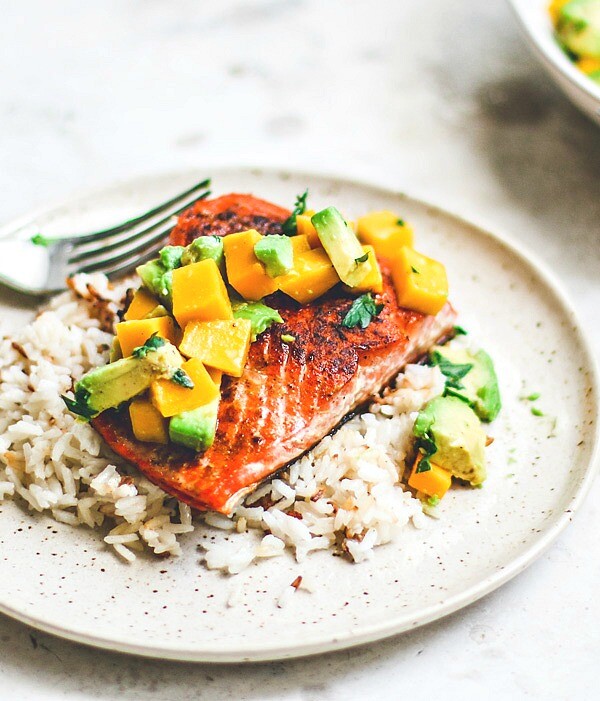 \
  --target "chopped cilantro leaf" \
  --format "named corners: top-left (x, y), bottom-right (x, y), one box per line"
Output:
top-left (531, 407), bottom-right (544, 417)
top-left (526, 392), bottom-right (540, 401)
top-left (411, 266), bottom-right (420, 274)
top-left (413, 406), bottom-right (439, 473)
top-left (61, 387), bottom-right (96, 421)
top-left (396, 219), bottom-right (405, 226)
top-left (426, 494), bottom-right (440, 507)
top-left (132, 333), bottom-right (166, 359)
top-left (443, 385), bottom-right (472, 403)
top-left (429, 350), bottom-right (473, 391)
top-left (171, 369), bottom-right (194, 389)
top-left (281, 189), bottom-right (309, 237)
top-left (281, 334), bottom-right (296, 343)
top-left (341, 293), bottom-right (384, 329)
top-left (355, 253), bottom-right (369, 264)
top-left (453, 325), bottom-right (467, 336)
top-left (31, 233), bottom-right (54, 247)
